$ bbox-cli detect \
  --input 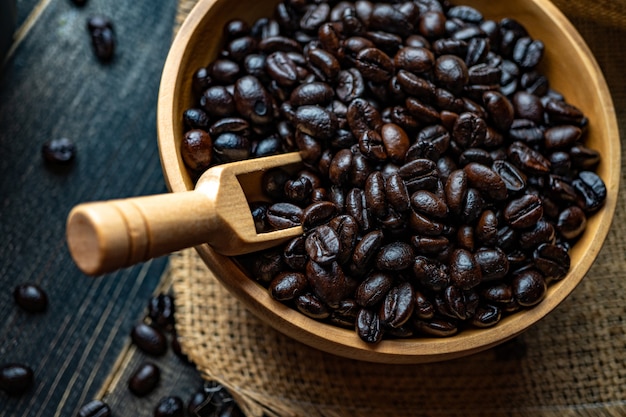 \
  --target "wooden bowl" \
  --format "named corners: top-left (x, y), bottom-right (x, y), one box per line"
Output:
top-left (157, 0), bottom-right (620, 363)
